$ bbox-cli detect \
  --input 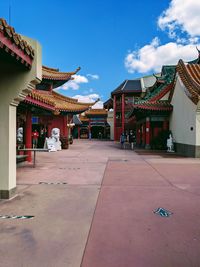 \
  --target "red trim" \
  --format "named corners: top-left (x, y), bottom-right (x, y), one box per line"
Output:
top-left (0, 31), bottom-right (32, 66)
top-left (150, 83), bottom-right (173, 102)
